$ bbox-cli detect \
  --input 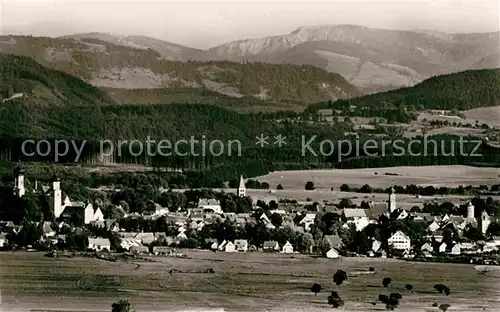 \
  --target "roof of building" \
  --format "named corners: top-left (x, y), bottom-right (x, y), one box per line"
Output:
top-left (343, 208), bottom-right (367, 218)
top-left (324, 235), bottom-right (343, 249)
top-left (234, 239), bottom-right (248, 247)
top-left (88, 238), bottom-right (111, 246)
top-left (198, 198), bottom-right (221, 206)
top-left (367, 202), bottom-right (388, 219)
top-left (263, 240), bottom-right (279, 248)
